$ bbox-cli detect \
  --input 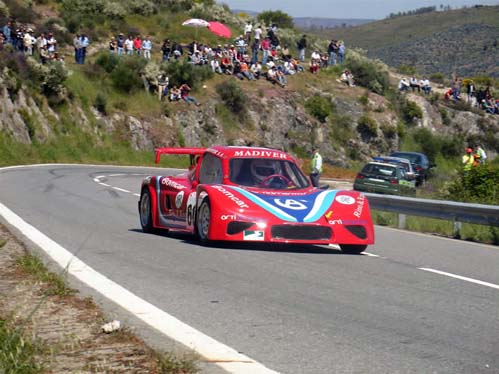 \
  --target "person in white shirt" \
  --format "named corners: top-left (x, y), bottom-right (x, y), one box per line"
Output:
top-left (244, 21), bottom-right (252, 43)
top-left (254, 25), bottom-right (262, 41)
top-left (124, 36), bottom-right (134, 55)
top-left (142, 36), bottom-right (152, 59)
